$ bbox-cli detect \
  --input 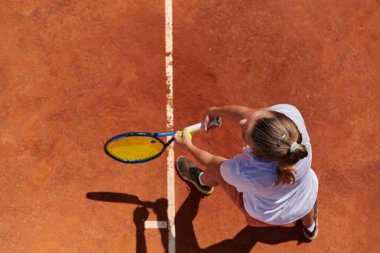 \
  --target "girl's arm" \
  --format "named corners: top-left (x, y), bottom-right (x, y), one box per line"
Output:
top-left (185, 142), bottom-right (226, 167)
top-left (174, 130), bottom-right (226, 167)
top-left (203, 106), bottom-right (265, 130)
